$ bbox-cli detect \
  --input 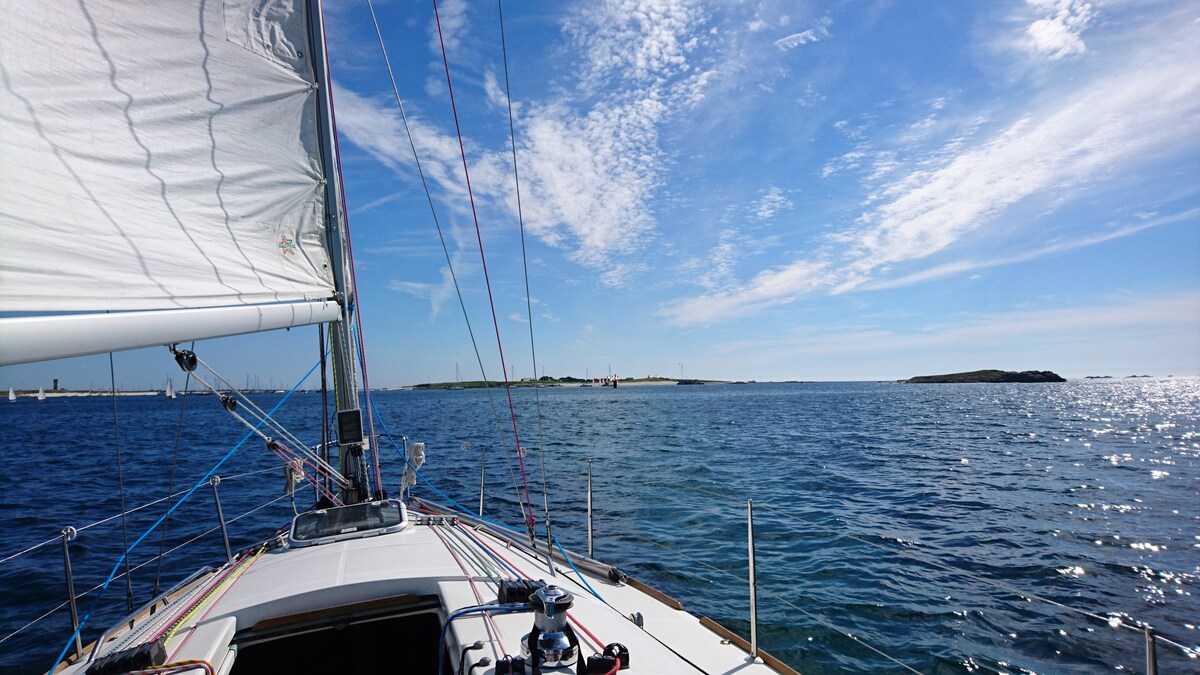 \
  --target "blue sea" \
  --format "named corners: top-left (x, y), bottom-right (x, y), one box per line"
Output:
top-left (1, 380), bottom-right (1197, 674)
